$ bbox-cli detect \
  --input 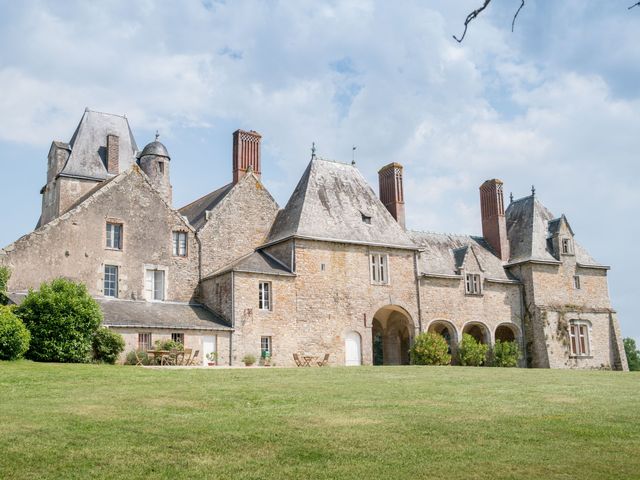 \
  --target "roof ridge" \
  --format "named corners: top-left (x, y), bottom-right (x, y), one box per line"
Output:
top-left (178, 182), bottom-right (233, 212)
